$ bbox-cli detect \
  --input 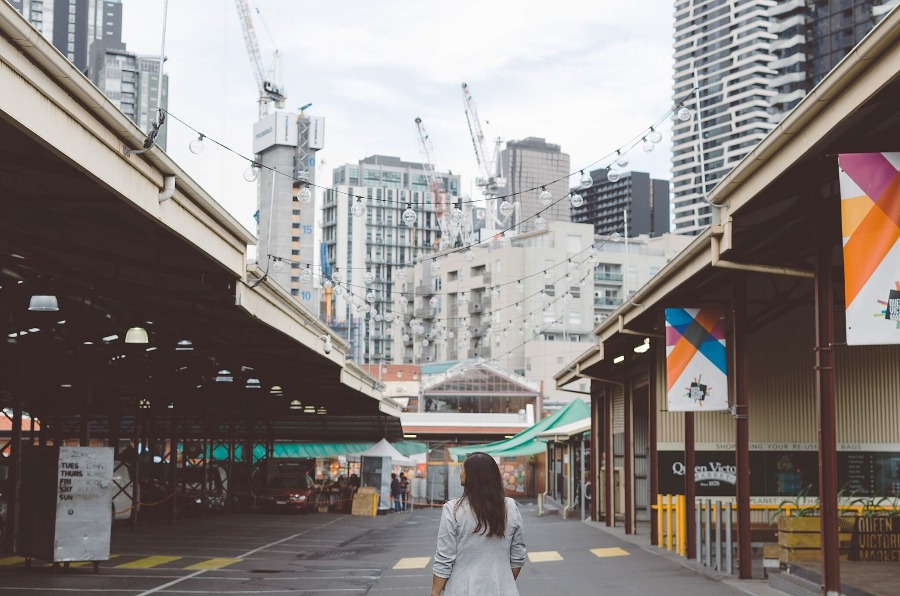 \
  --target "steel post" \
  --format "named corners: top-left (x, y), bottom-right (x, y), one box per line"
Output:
top-left (815, 208), bottom-right (841, 595)
top-left (623, 362), bottom-right (634, 534)
top-left (685, 412), bottom-right (697, 559)
top-left (649, 338), bottom-right (660, 546)
top-left (732, 277), bottom-right (753, 578)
